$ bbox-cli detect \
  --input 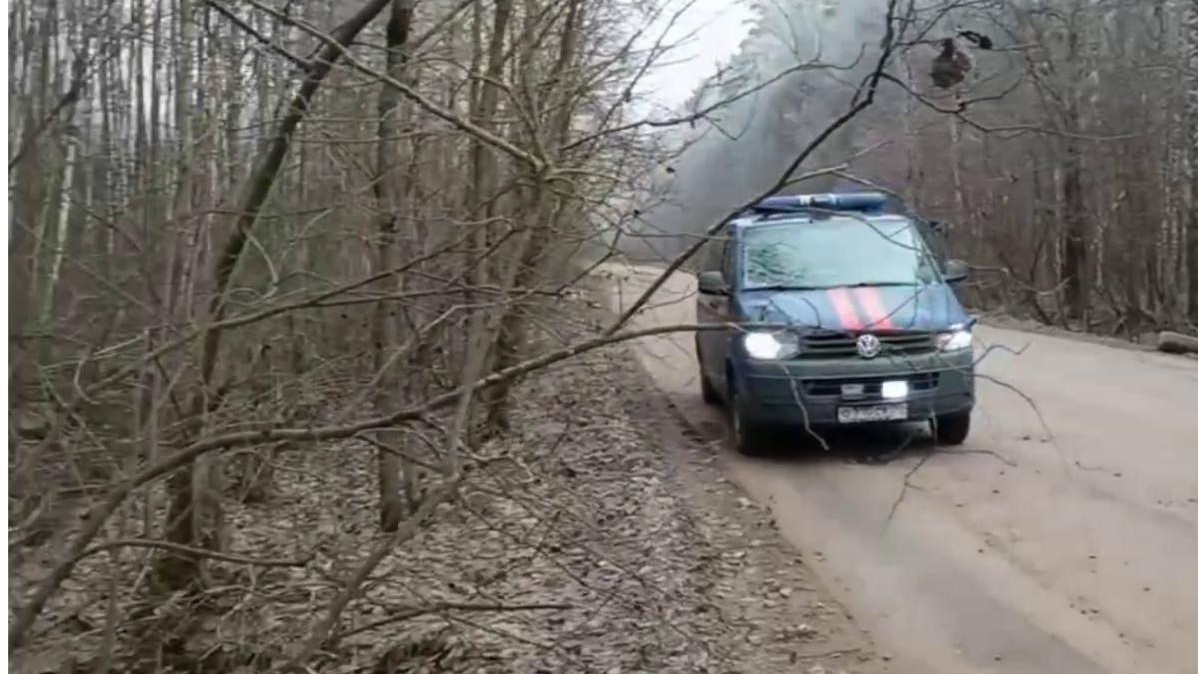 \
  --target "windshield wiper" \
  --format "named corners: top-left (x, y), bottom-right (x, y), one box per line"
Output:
top-left (746, 281), bottom-right (917, 291)
top-left (743, 283), bottom-right (825, 292)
